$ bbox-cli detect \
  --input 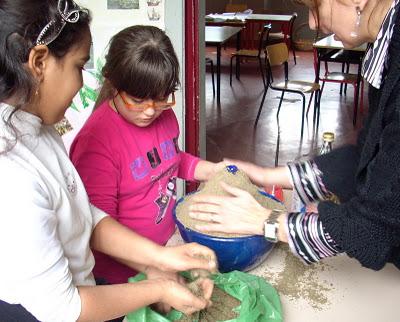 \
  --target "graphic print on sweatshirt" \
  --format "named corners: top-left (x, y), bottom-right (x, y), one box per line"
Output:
top-left (130, 137), bottom-right (179, 181)
top-left (154, 176), bottom-right (177, 224)
top-left (128, 137), bottom-right (180, 224)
